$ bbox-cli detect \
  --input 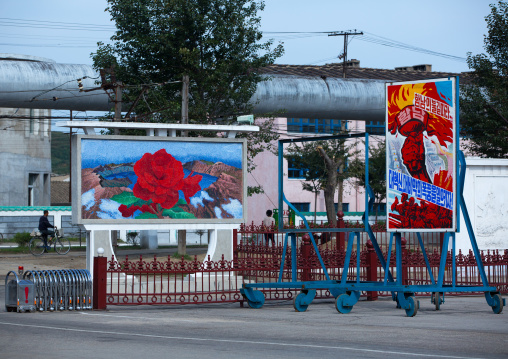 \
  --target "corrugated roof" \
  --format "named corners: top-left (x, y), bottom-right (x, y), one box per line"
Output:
top-left (259, 63), bottom-right (471, 83)
top-left (51, 181), bottom-right (71, 205)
